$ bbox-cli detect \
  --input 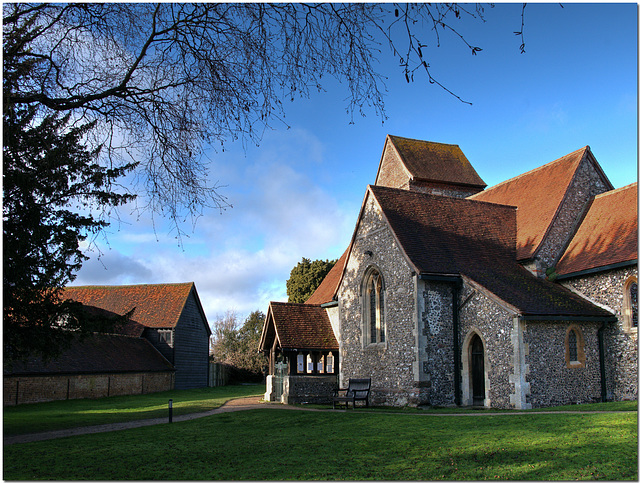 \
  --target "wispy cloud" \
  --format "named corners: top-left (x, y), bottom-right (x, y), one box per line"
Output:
top-left (72, 129), bottom-right (354, 323)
